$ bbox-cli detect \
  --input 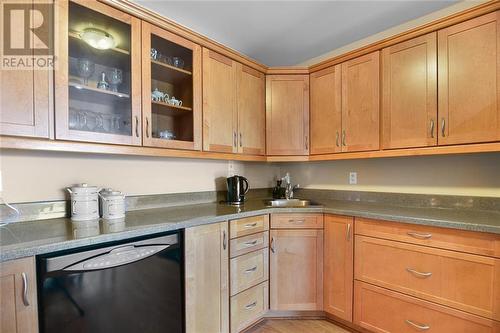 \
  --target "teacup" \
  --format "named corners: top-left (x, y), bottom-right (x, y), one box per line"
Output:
top-left (170, 97), bottom-right (182, 107)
